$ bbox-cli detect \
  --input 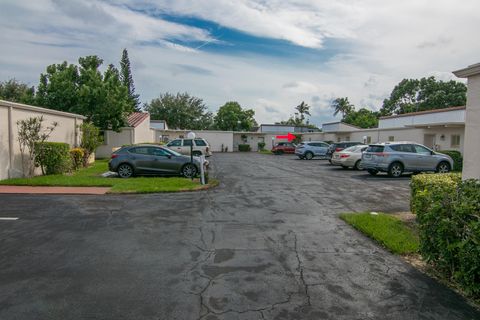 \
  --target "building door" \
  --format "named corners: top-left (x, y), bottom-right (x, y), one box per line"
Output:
top-left (423, 134), bottom-right (436, 149)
